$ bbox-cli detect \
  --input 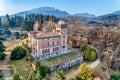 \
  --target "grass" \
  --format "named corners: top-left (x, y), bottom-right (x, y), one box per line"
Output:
top-left (9, 57), bottom-right (32, 79)
top-left (40, 57), bottom-right (60, 67)
top-left (4, 38), bottom-right (32, 79)
top-left (64, 52), bottom-right (76, 58)
top-left (40, 52), bottom-right (77, 67)
top-left (3, 38), bottom-right (28, 55)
